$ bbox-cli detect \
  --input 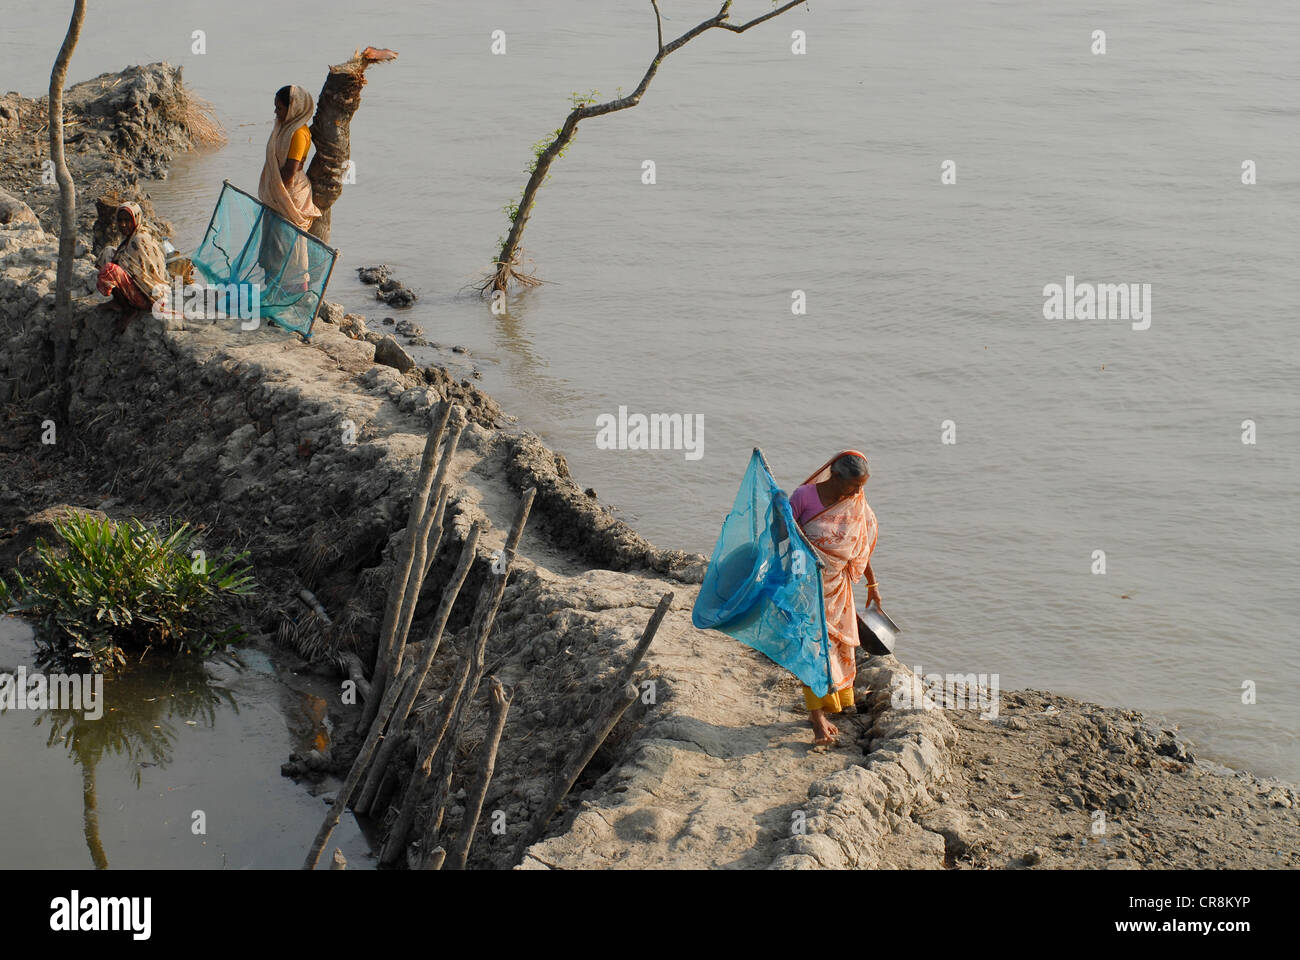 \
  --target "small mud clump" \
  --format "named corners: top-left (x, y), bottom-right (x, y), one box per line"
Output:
top-left (357, 265), bottom-right (417, 307)
top-left (377, 278), bottom-right (417, 308)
